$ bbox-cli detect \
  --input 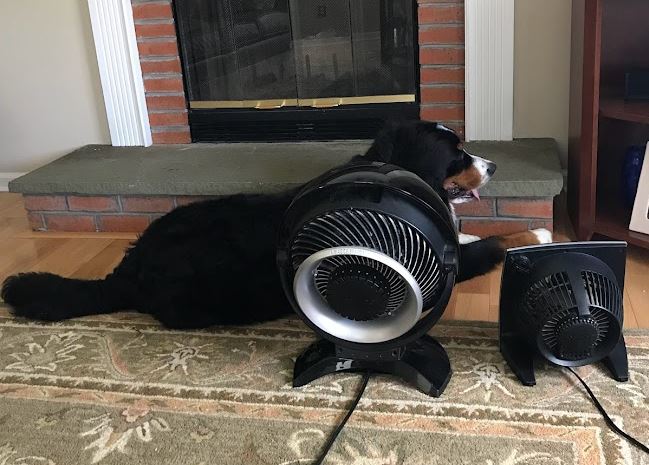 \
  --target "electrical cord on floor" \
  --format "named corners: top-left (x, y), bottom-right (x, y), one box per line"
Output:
top-left (567, 367), bottom-right (649, 454)
top-left (313, 372), bottom-right (371, 465)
